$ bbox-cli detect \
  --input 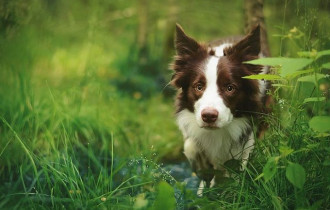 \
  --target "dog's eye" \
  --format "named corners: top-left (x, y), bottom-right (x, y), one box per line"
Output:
top-left (226, 85), bottom-right (235, 92)
top-left (195, 83), bottom-right (204, 91)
